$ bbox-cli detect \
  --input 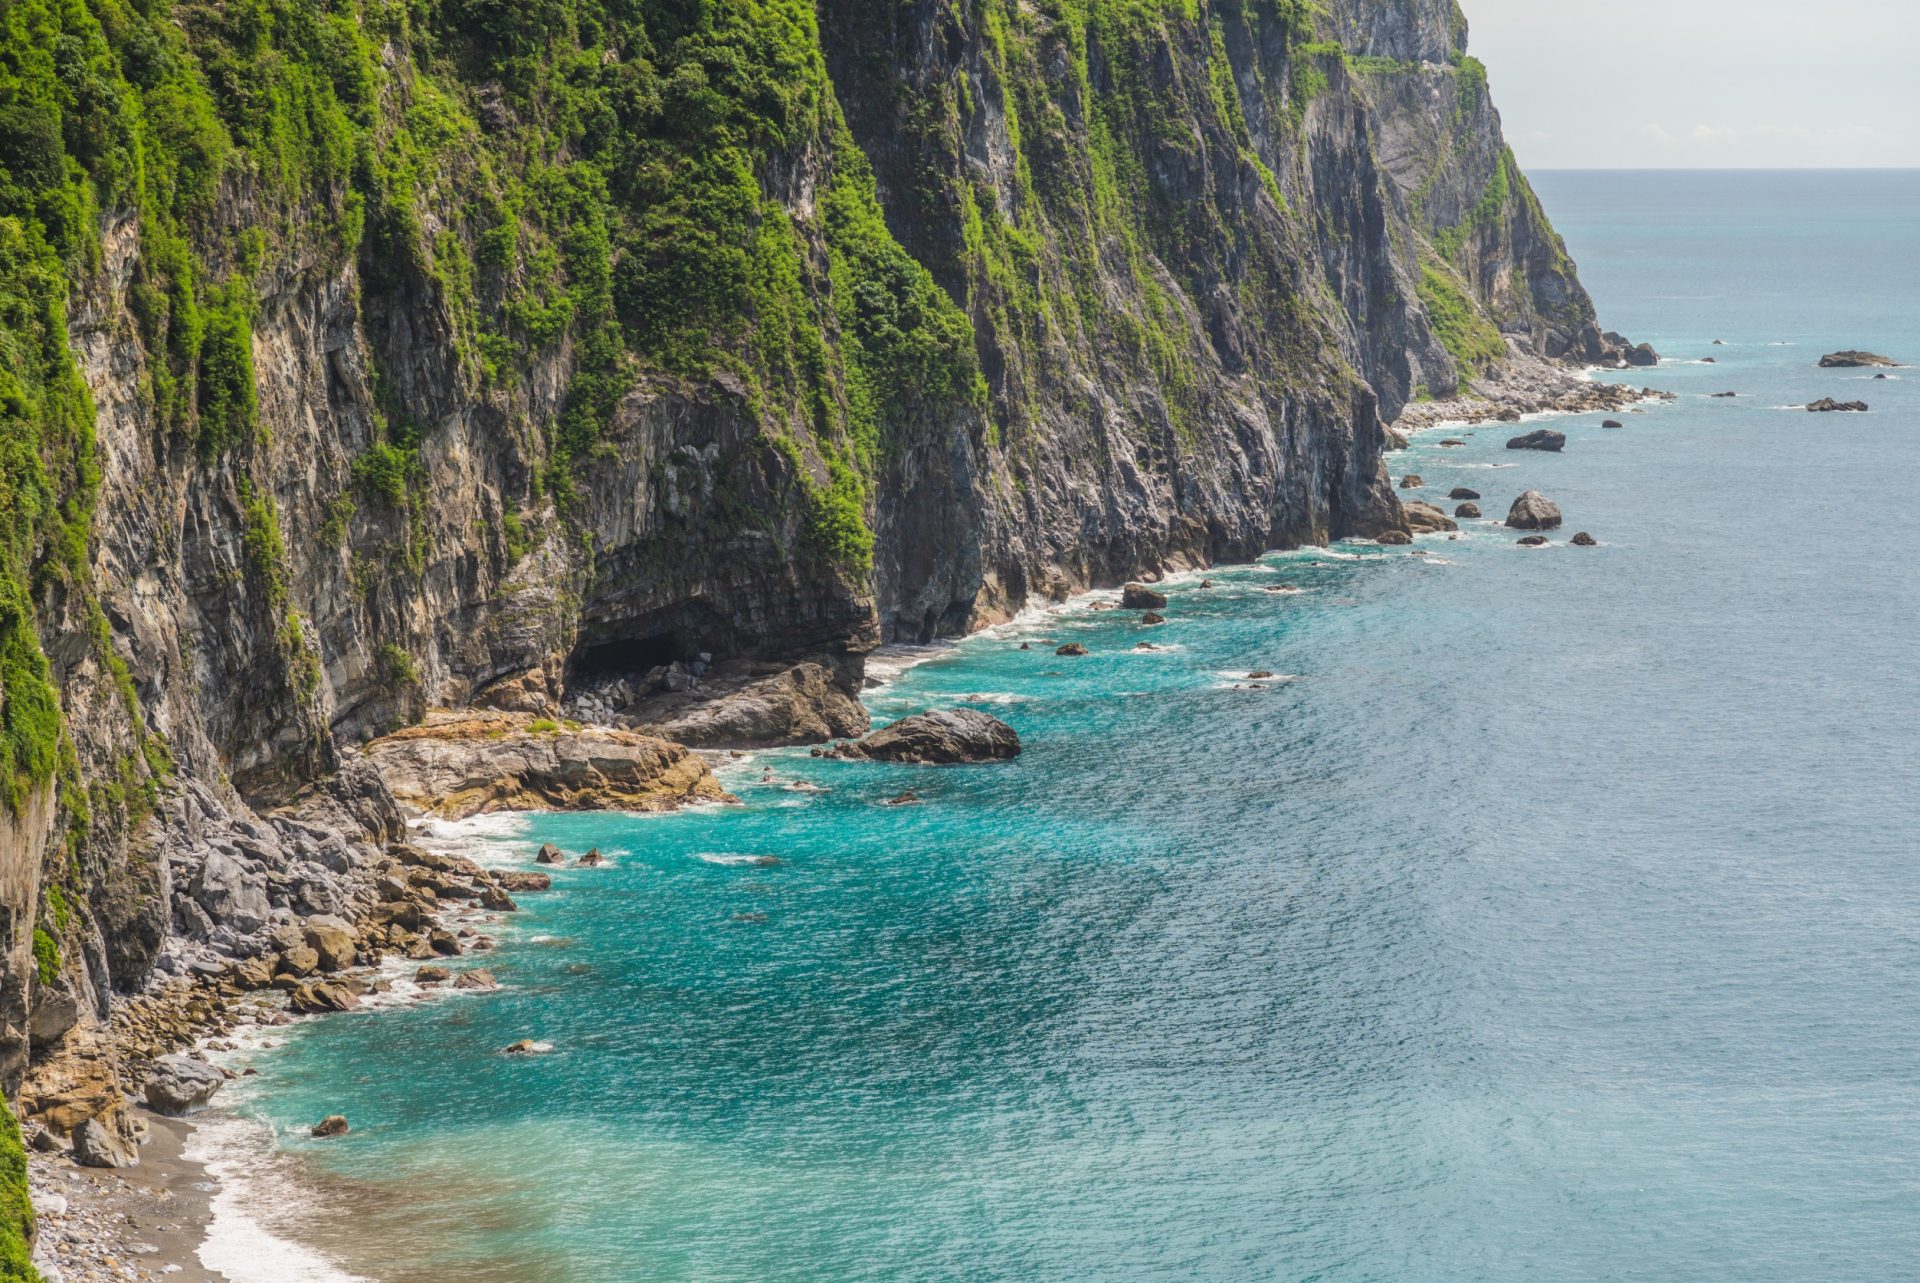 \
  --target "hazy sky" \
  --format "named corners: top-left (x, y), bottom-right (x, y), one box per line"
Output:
top-left (1464, 0), bottom-right (1919, 168)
